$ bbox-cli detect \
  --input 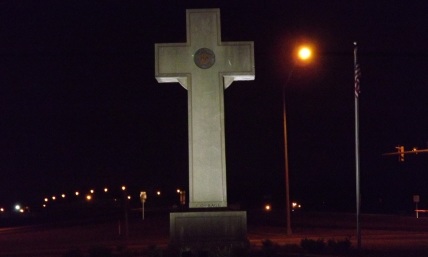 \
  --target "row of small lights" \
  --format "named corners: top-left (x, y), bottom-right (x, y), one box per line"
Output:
top-left (41, 186), bottom-right (160, 208)
top-left (2, 195), bottom-right (299, 214)
top-left (264, 202), bottom-right (302, 212)
top-left (42, 186), bottom-right (128, 207)
top-left (0, 186), bottom-right (172, 214)
top-left (0, 205), bottom-right (30, 214)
